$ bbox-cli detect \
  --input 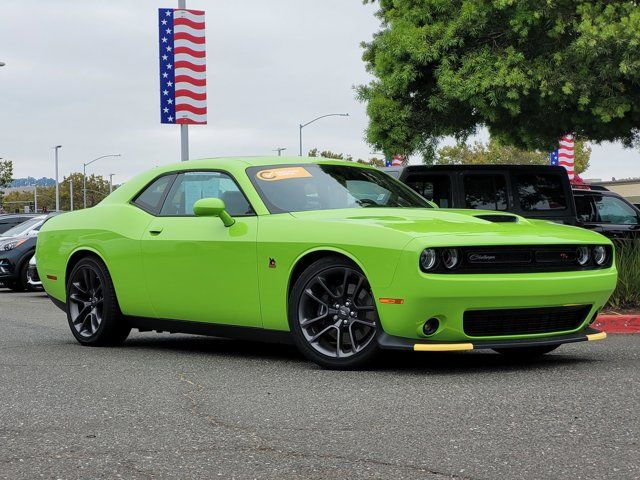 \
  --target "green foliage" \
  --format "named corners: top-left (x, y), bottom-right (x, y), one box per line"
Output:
top-left (307, 148), bottom-right (385, 167)
top-left (607, 239), bottom-right (640, 310)
top-left (360, 1), bottom-right (640, 155)
top-left (437, 138), bottom-right (591, 173)
top-left (0, 160), bottom-right (13, 204)
top-left (1, 172), bottom-right (112, 212)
